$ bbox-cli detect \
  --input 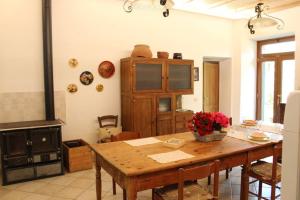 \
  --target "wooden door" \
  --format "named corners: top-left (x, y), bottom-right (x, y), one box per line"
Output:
top-left (203, 62), bottom-right (219, 112)
top-left (157, 114), bottom-right (173, 135)
top-left (133, 96), bottom-right (156, 138)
